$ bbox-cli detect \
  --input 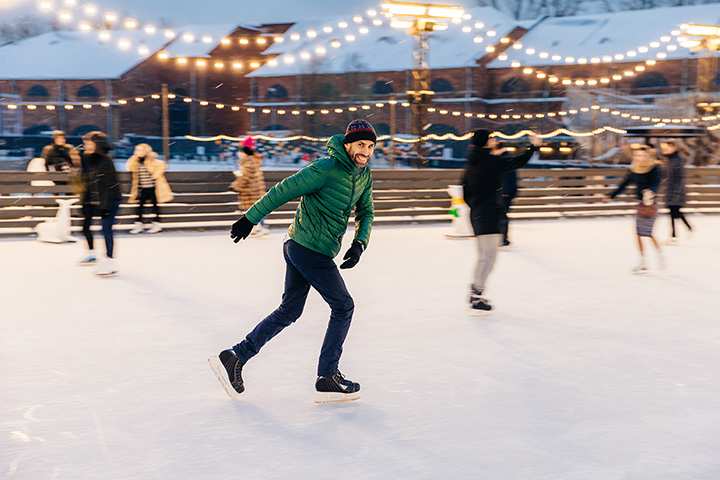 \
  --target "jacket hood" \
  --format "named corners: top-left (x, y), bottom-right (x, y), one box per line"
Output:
top-left (327, 134), bottom-right (366, 172)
